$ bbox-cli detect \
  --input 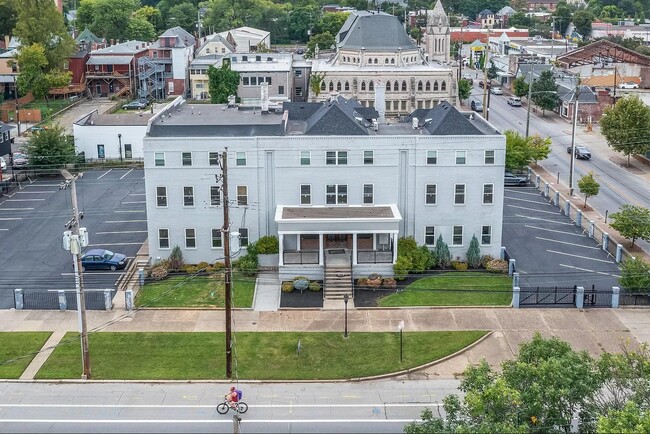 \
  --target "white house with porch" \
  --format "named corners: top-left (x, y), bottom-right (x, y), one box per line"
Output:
top-left (142, 96), bottom-right (506, 300)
